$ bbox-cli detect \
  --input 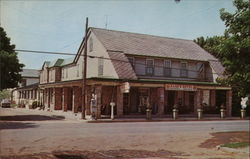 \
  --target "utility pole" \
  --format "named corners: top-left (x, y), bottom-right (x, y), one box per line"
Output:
top-left (82, 17), bottom-right (88, 119)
